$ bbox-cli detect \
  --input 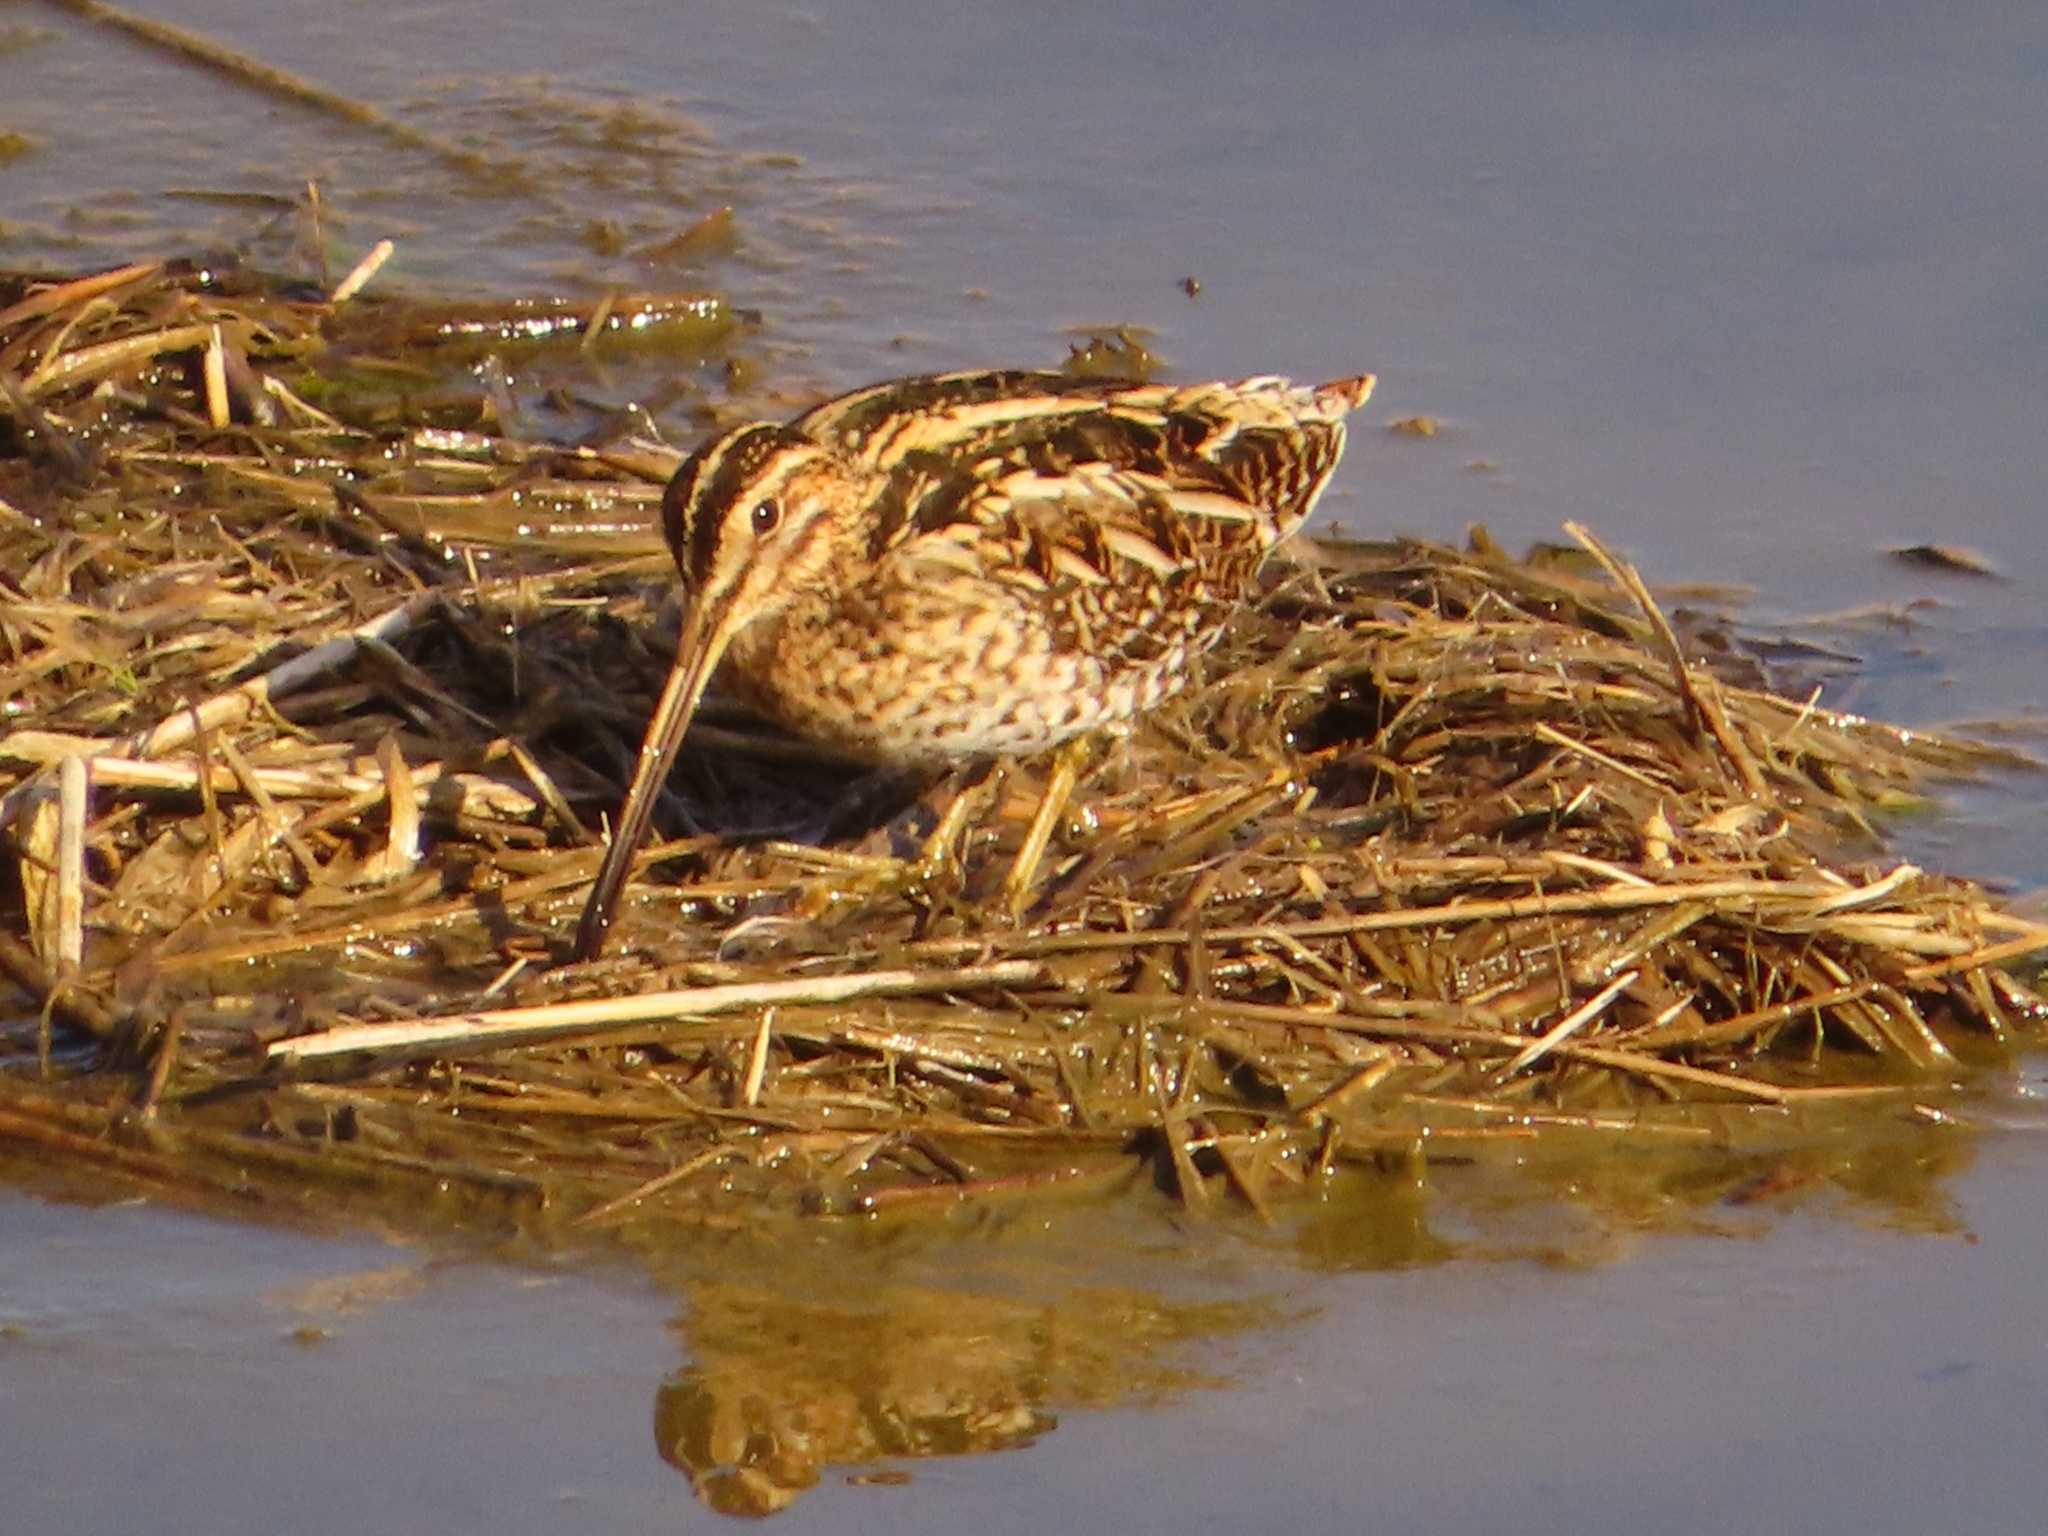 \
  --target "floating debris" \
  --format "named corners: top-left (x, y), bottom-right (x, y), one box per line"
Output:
top-left (1888, 543), bottom-right (2003, 579)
